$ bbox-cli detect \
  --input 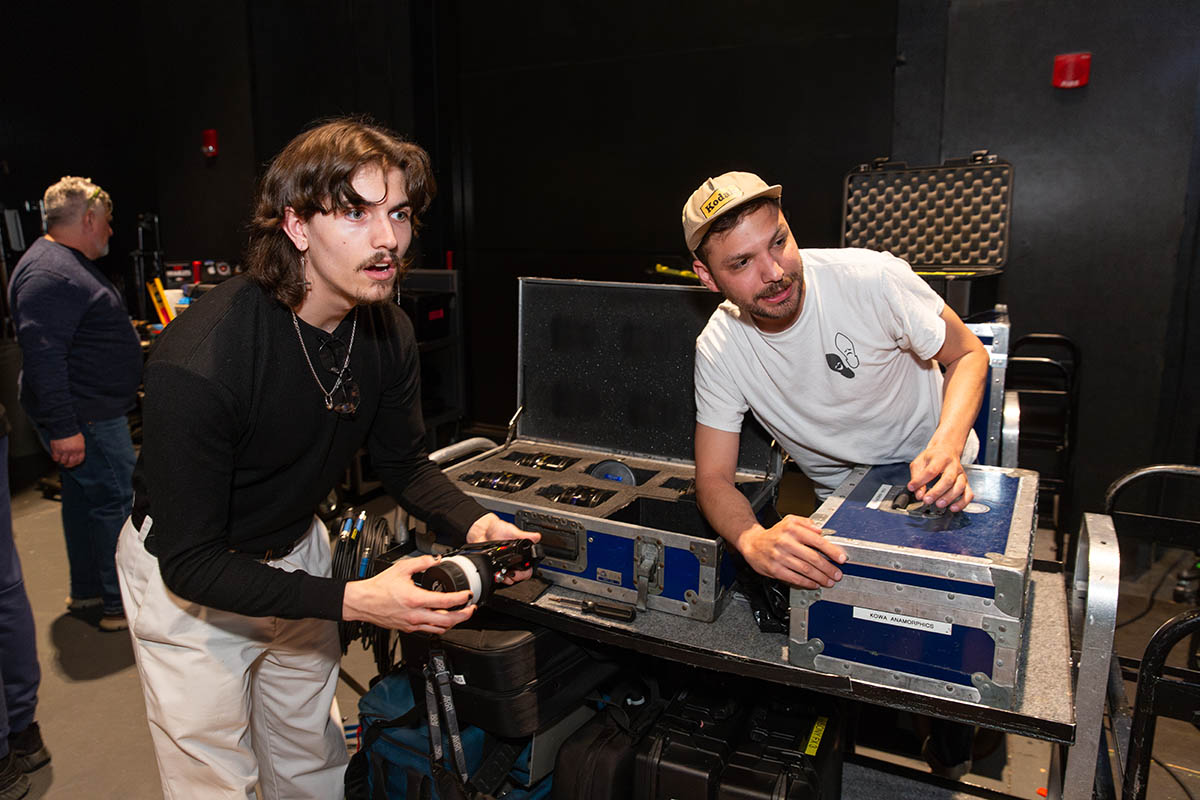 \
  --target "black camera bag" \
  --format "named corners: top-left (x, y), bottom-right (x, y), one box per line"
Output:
top-left (399, 610), bottom-right (618, 738)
